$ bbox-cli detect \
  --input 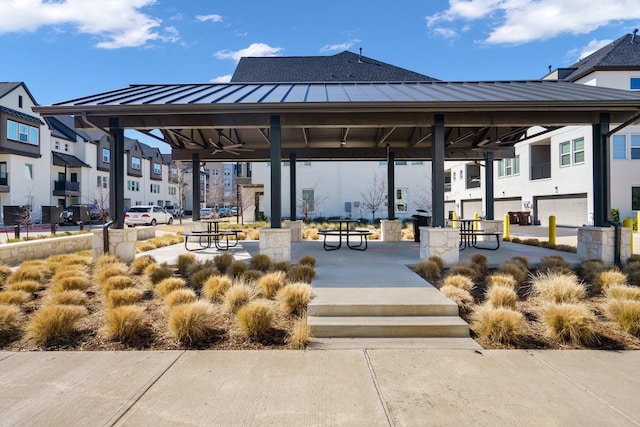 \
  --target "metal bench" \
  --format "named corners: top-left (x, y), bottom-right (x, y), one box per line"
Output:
top-left (459, 230), bottom-right (502, 250)
top-left (317, 229), bottom-right (373, 251)
top-left (182, 230), bottom-right (240, 251)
